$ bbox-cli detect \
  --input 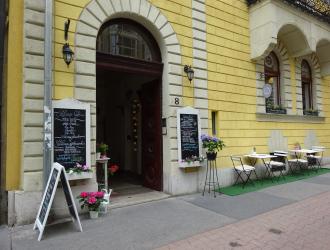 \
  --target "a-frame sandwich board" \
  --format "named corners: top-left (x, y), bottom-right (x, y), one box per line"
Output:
top-left (33, 162), bottom-right (82, 241)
